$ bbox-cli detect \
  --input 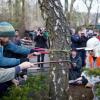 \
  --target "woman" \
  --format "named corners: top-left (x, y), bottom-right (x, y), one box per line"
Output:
top-left (34, 28), bottom-right (48, 68)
